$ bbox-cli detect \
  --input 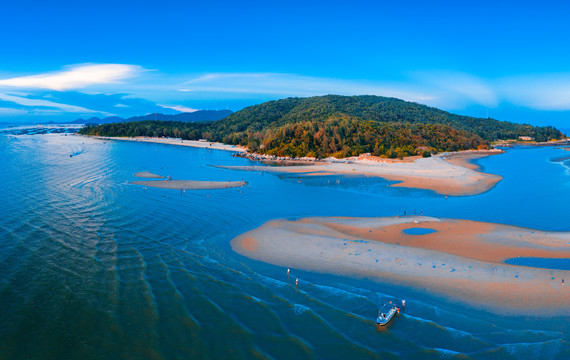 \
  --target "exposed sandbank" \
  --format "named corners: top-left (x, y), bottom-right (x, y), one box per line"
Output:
top-left (439, 149), bottom-right (503, 171)
top-left (92, 134), bottom-right (502, 195)
top-left (131, 180), bottom-right (247, 190)
top-left (89, 136), bottom-right (247, 152)
top-left (232, 216), bottom-right (570, 316)
top-left (134, 171), bottom-right (164, 179)
top-left (222, 150), bottom-right (503, 196)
